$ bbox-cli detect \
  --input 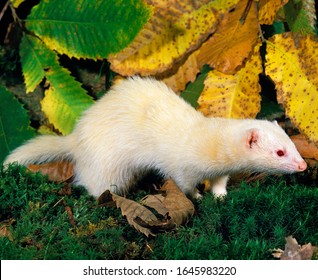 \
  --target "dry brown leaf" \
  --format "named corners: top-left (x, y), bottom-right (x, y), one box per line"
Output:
top-left (272, 236), bottom-right (317, 260)
top-left (27, 161), bottom-right (74, 183)
top-left (197, 0), bottom-right (259, 74)
top-left (99, 190), bottom-right (159, 237)
top-left (133, 215), bottom-right (177, 233)
top-left (0, 220), bottom-right (15, 241)
top-left (97, 180), bottom-right (194, 236)
top-left (141, 179), bottom-right (195, 225)
top-left (272, 248), bottom-right (285, 259)
top-left (290, 134), bottom-right (318, 161)
top-left (0, 225), bottom-right (12, 241)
